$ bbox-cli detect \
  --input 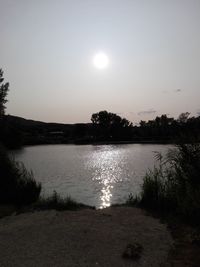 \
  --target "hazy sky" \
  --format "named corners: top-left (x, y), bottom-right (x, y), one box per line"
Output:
top-left (1, 0), bottom-right (200, 124)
